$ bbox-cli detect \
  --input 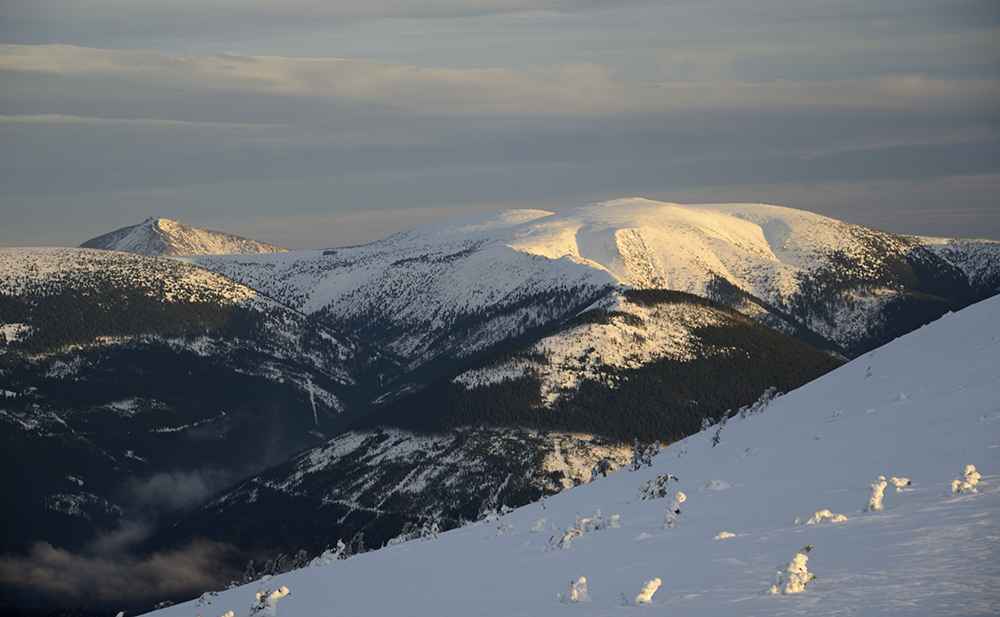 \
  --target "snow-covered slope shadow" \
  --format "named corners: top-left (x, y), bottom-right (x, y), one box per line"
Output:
top-left (151, 297), bottom-right (999, 616)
